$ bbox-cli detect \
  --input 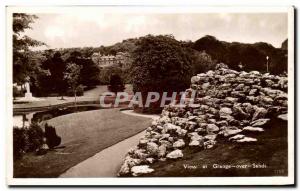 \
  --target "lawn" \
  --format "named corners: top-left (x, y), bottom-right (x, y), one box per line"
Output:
top-left (141, 117), bottom-right (288, 177)
top-left (13, 108), bottom-right (151, 178)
